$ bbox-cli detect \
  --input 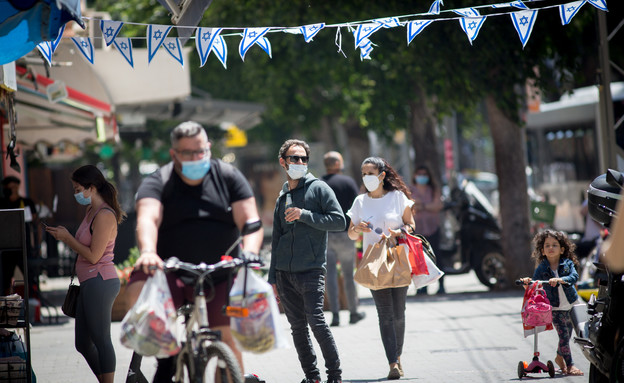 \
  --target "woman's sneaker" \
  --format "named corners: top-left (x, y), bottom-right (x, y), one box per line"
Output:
top-left (300, 378), bottom-right (320, 383)
top-left (326, 378), bottom-right (342, 383)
